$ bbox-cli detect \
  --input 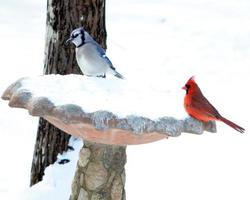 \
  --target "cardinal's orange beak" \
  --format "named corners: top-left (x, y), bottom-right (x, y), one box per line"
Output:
top-left (182, 86), bottom-right (186, 90)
